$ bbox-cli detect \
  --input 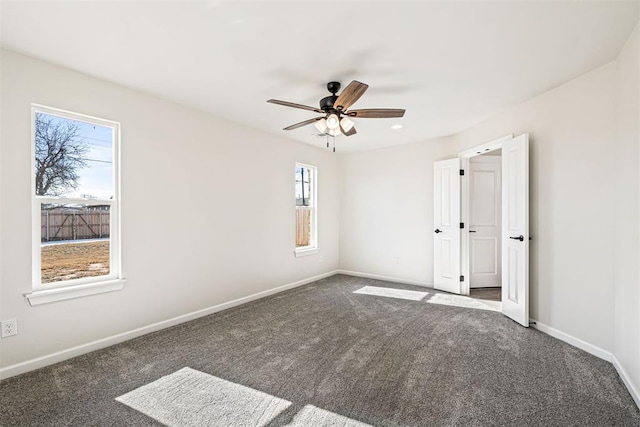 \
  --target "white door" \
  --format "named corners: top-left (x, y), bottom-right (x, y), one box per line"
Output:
top-left (434, 158), bottom-right (461, 294)
top-left (469, 156), bottom-right (502, 288)
top-left (501, 134), bottom-right (529, 326)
